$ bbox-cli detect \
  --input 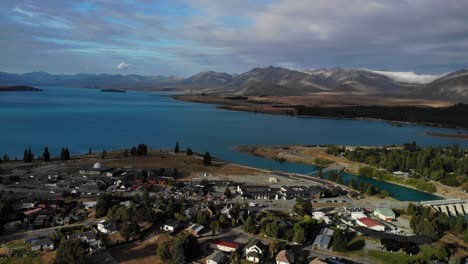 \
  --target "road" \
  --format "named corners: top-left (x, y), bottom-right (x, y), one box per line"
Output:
top-left (0, 219), bottom-right (98, 243)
